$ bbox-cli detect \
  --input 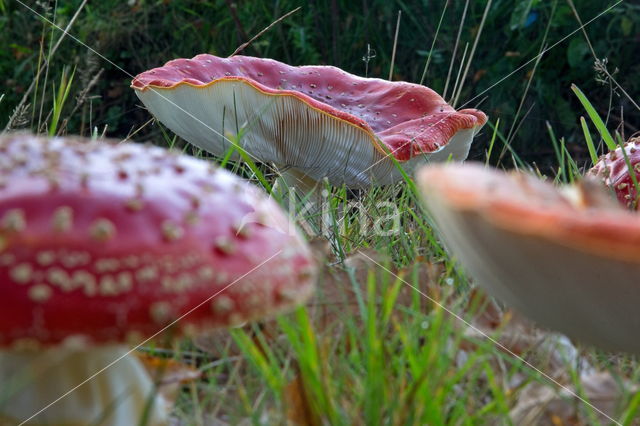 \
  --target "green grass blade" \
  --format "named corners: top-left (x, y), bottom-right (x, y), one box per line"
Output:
top-left (546, 122), bottom-right (566, 183)
top-left (485, 118), bottom-right (500, 166)
top-left (230, 328), bottom-right (283, 394)
top-left (621, 390), bottom-right (640, 426)
top-left (580, 116), bottom-right (598, 166)
top-left (571, 84), bottom-right (616, 151)
top-left (419, 0), bottom-right (448, 85)
top-left (49, 66), bottom-right (75, 136)
top-left (222, 130), bottom-right (273, 193)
